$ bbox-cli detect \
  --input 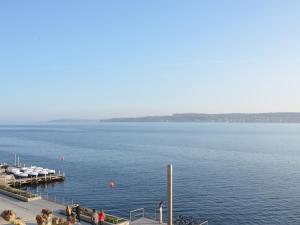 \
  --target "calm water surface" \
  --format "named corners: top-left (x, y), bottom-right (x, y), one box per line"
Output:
top-left (1, 122), bottom-right (300, 225)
